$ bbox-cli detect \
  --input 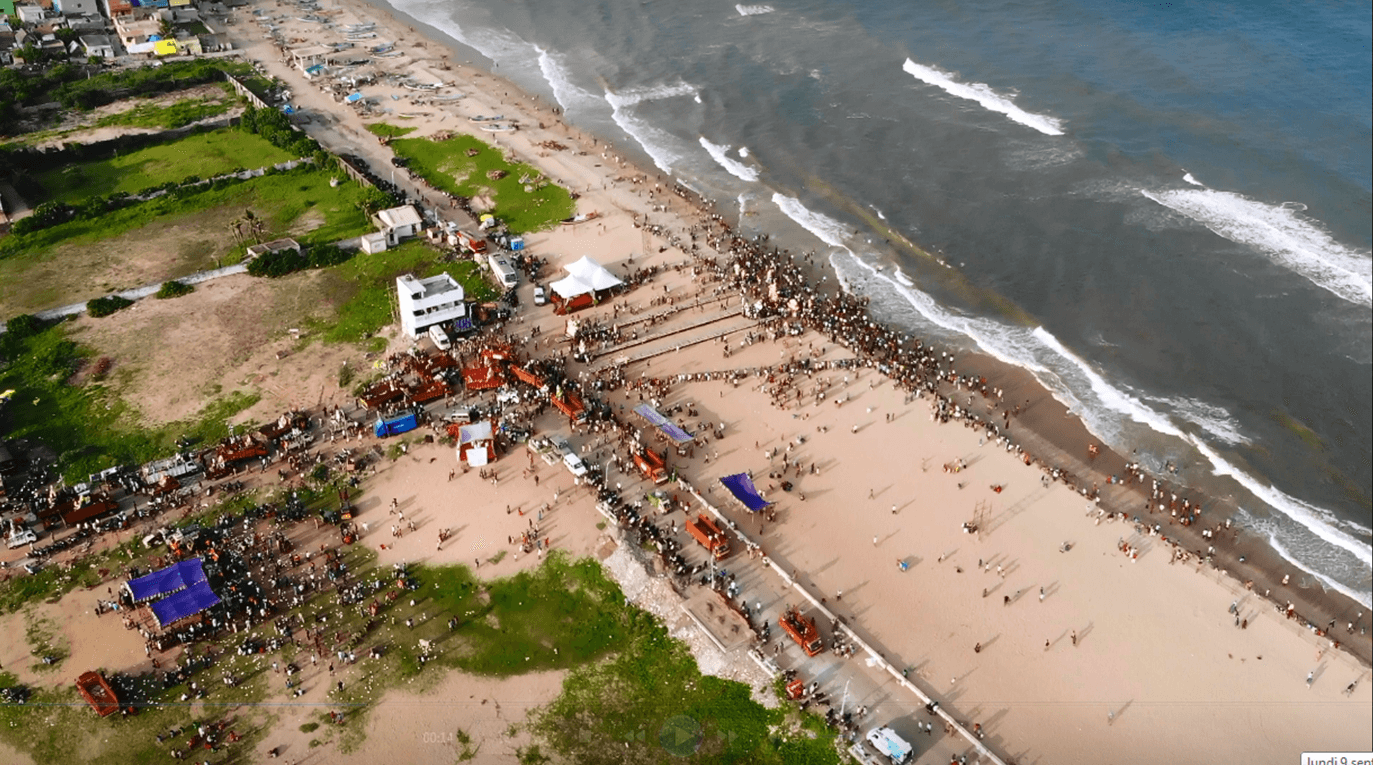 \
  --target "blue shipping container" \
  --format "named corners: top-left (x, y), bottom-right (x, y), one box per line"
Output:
top-left (374, 412), bottom-right (419, 438)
